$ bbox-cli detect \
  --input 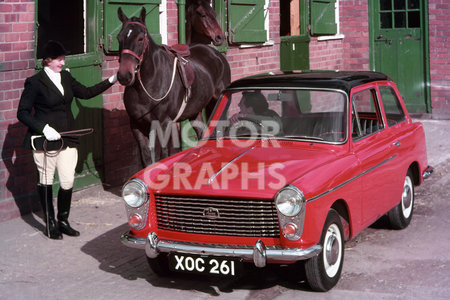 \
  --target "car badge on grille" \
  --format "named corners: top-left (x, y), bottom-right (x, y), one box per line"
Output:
top-left (203, 207), bottom-right (220, 220)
